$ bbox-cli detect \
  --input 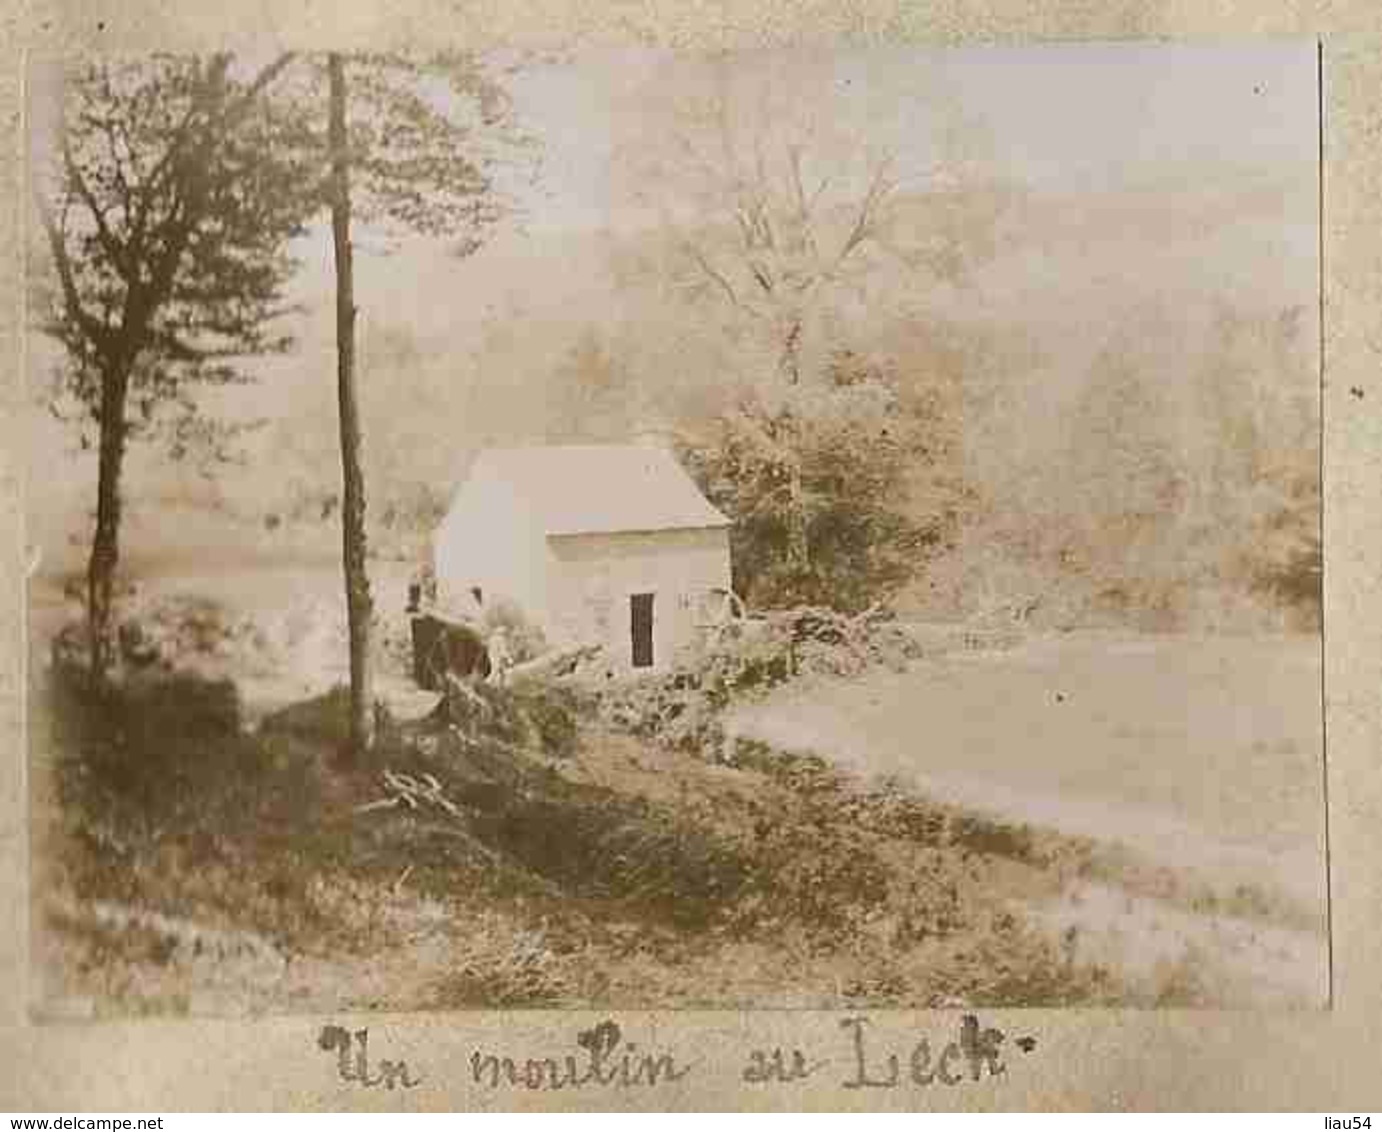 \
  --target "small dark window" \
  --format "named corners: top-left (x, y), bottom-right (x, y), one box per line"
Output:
top-left (630, 592), bottom-right (655, 668)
